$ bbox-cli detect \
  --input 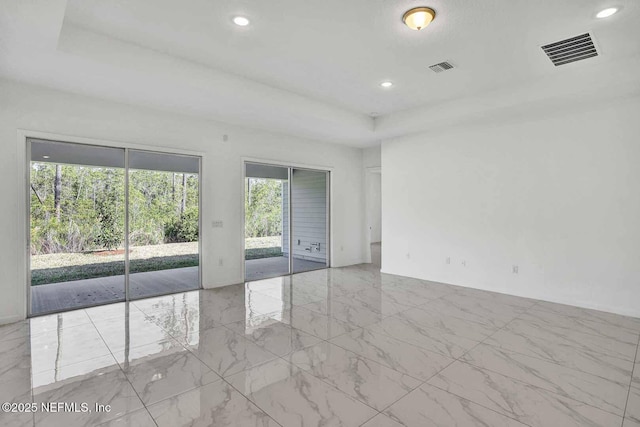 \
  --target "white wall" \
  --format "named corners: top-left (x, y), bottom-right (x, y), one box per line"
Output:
top-left (362, 146), bottom-right (381, 262)
top-left (382, 96), bottom-right (640, 318)
top-left (367, 173), bottom-right (382, 243)
top-left (0, 79), bottom-right (365, 324)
